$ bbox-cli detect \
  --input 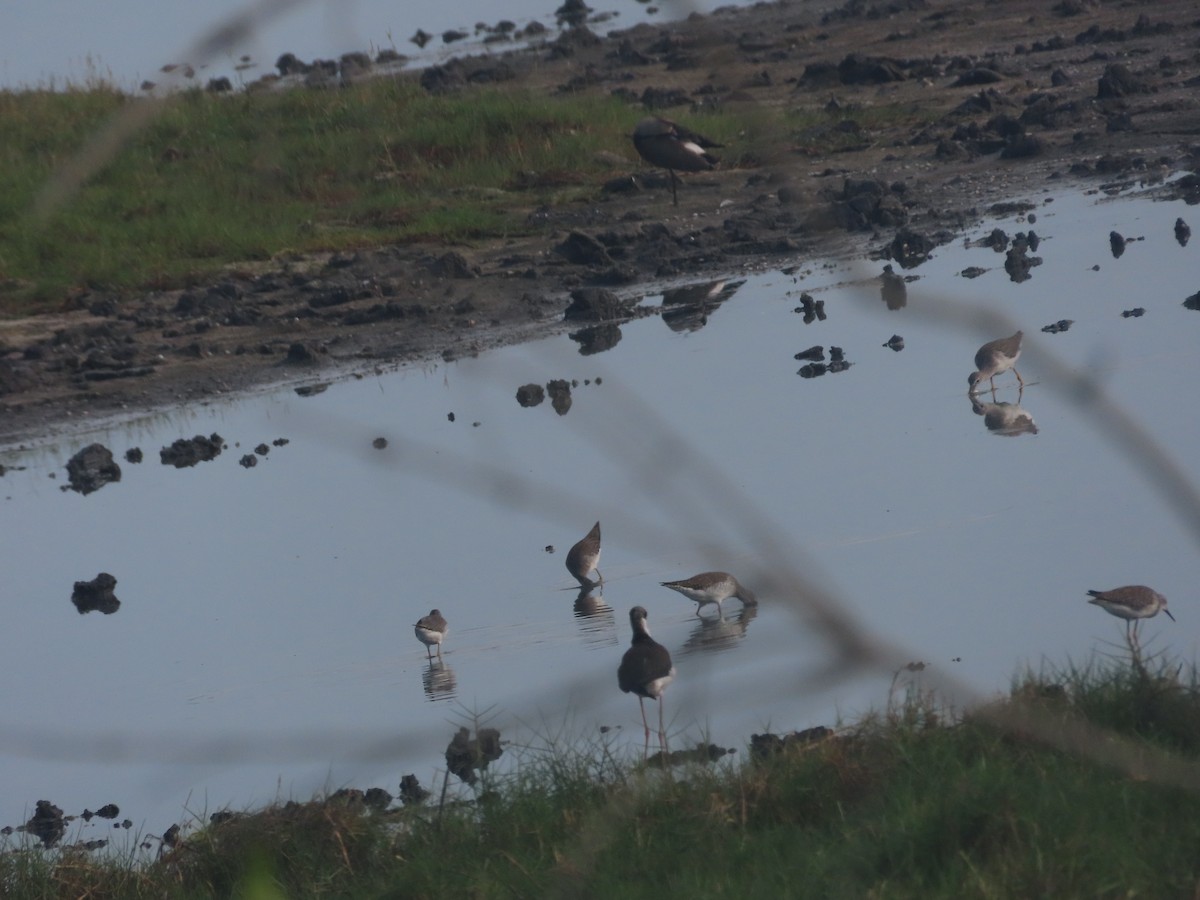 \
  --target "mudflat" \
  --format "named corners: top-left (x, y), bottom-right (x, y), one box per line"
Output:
top-left (2, 0), bottom-right (1197, 444)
